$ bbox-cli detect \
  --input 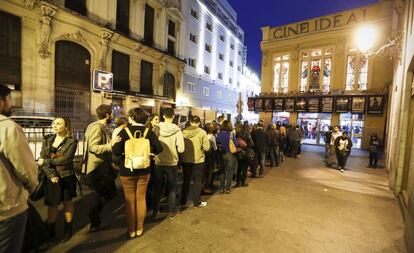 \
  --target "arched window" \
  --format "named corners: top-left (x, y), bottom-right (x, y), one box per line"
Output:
top-left (163, 72), bottom-right (176, 99)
